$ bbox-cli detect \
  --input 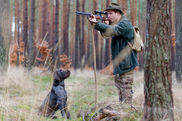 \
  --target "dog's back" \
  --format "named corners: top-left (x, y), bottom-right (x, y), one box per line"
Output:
top-left (39, 92), bottom-right (53, 117)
